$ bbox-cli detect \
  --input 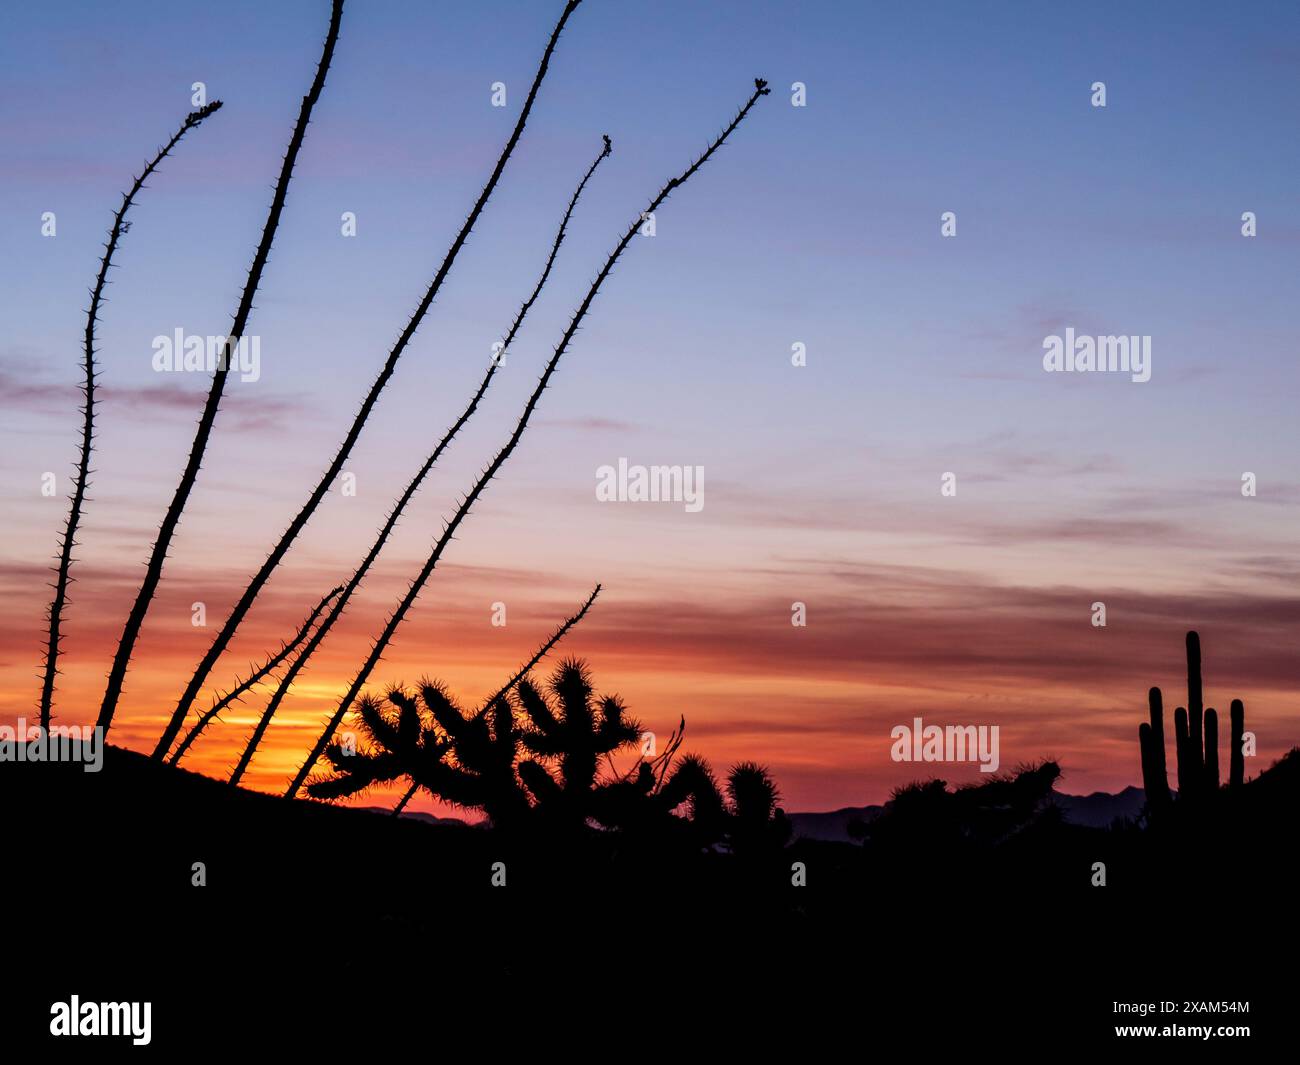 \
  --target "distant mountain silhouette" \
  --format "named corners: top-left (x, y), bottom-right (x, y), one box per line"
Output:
top-left (786, 804), bottom-right (884, 841)
top-left (1053, 784), bottom-right (1148, 827)
top-left (787, 784), bottom-right (1147, 842)
top-left (361, 807), bottom-right (468, 827)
